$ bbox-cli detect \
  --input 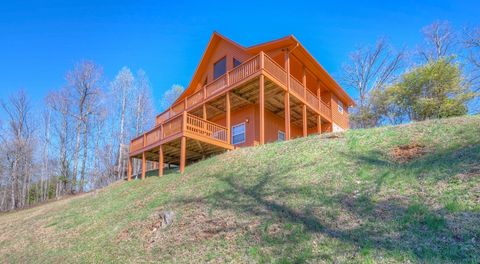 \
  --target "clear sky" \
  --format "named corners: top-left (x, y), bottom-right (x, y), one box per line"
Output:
top-left (1, 0), bottom-right (479, 113)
